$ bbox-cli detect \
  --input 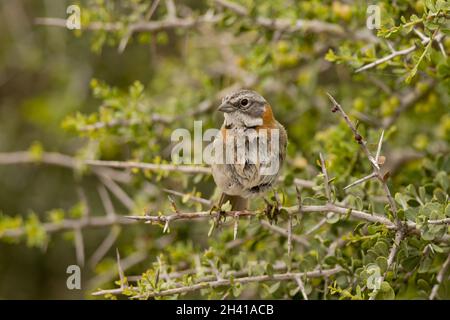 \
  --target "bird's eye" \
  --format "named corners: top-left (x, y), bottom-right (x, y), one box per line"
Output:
top-left (240, 98), bottom-right (249, 107)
